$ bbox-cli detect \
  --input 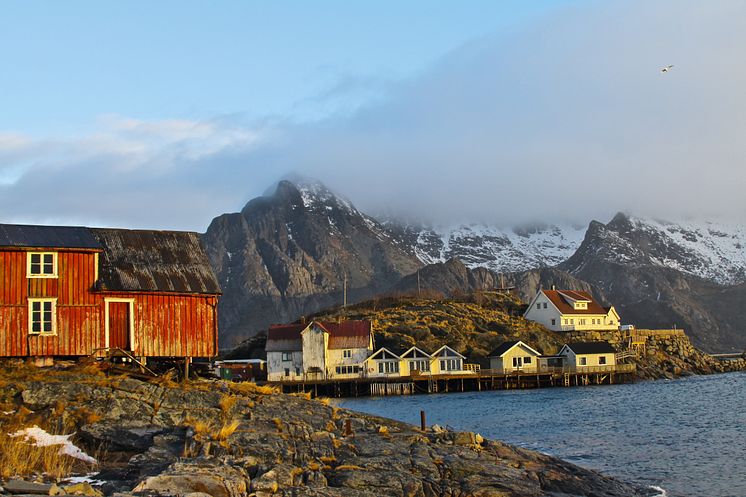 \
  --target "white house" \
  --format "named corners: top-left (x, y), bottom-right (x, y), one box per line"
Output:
top-left (559, 341), bottom-right (617, 370)
top-left (266, 320), bottom-right (373, 382)
top-left (399, 346), bottom-right (432, 376)
top-left (524, 289), bottom-right (621, 332)
top-left (488, 340), bottom-right (542, 373)
top-left (430, 345), bottom-right (467, 375)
